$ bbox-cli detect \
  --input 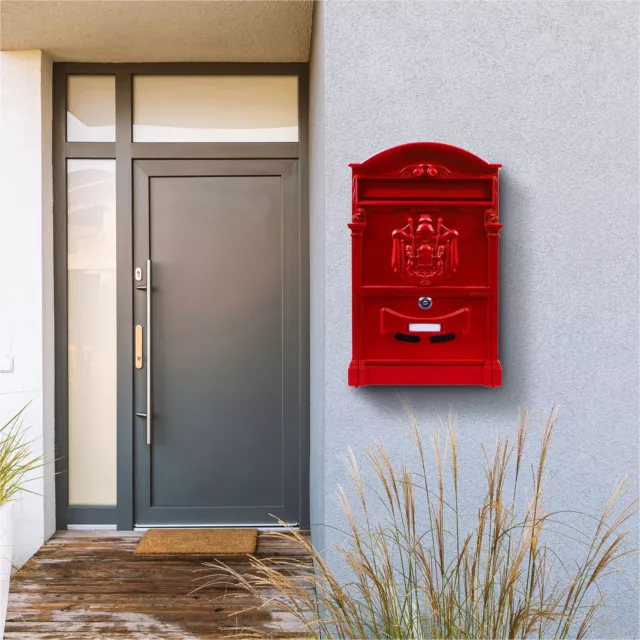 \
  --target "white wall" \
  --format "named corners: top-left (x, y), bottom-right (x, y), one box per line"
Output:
top-left (310, 1), bottom-right (639, 637)
top-left (0, 50), bottom-right (55, 566)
